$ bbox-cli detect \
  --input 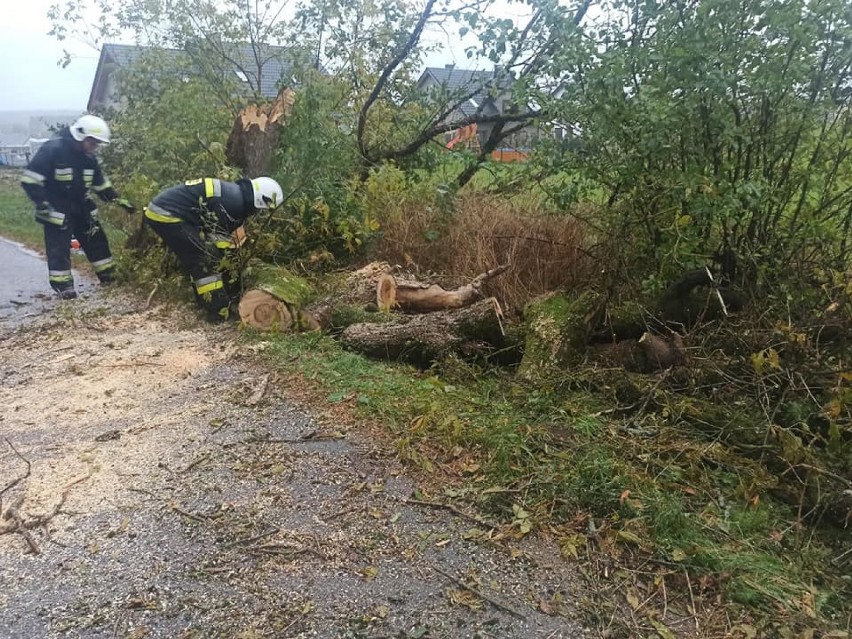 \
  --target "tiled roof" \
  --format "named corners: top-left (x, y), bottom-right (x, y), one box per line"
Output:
top-left (419, 66), bottom-right (510, 117)
top-left (100, 43), bottom-right (306, 99)
top-left (422, 66), bottom-right (499, 92)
